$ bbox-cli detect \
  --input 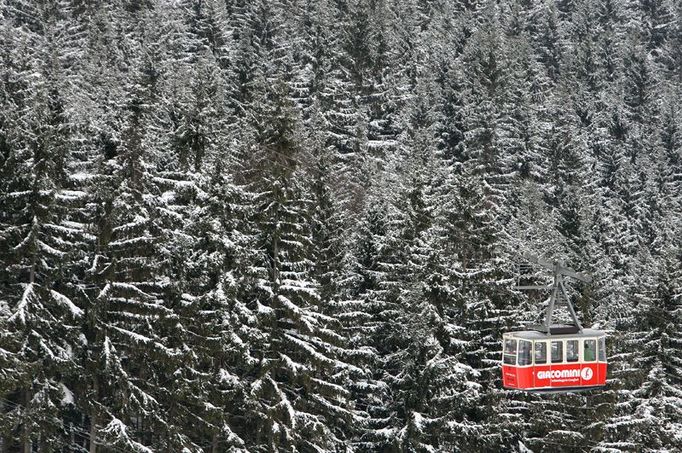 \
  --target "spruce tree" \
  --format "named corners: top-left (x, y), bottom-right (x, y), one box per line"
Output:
top-left (0, 15), bottom-right (87, 449)
top-left (243, 79), bottom-right (358, 451)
